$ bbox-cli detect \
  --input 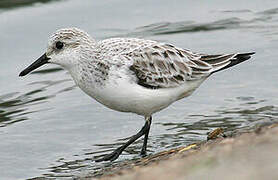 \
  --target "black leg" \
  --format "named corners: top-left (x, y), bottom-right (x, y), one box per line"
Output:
top-left (95, 116), bottom-right (152, 162)
top-left (140, 116), bottom-right (152, 156)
